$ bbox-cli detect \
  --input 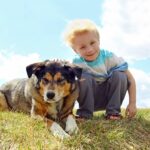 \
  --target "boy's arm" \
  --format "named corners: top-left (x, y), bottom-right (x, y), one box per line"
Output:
top-left (125, 70), bottom-right (137, 118)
